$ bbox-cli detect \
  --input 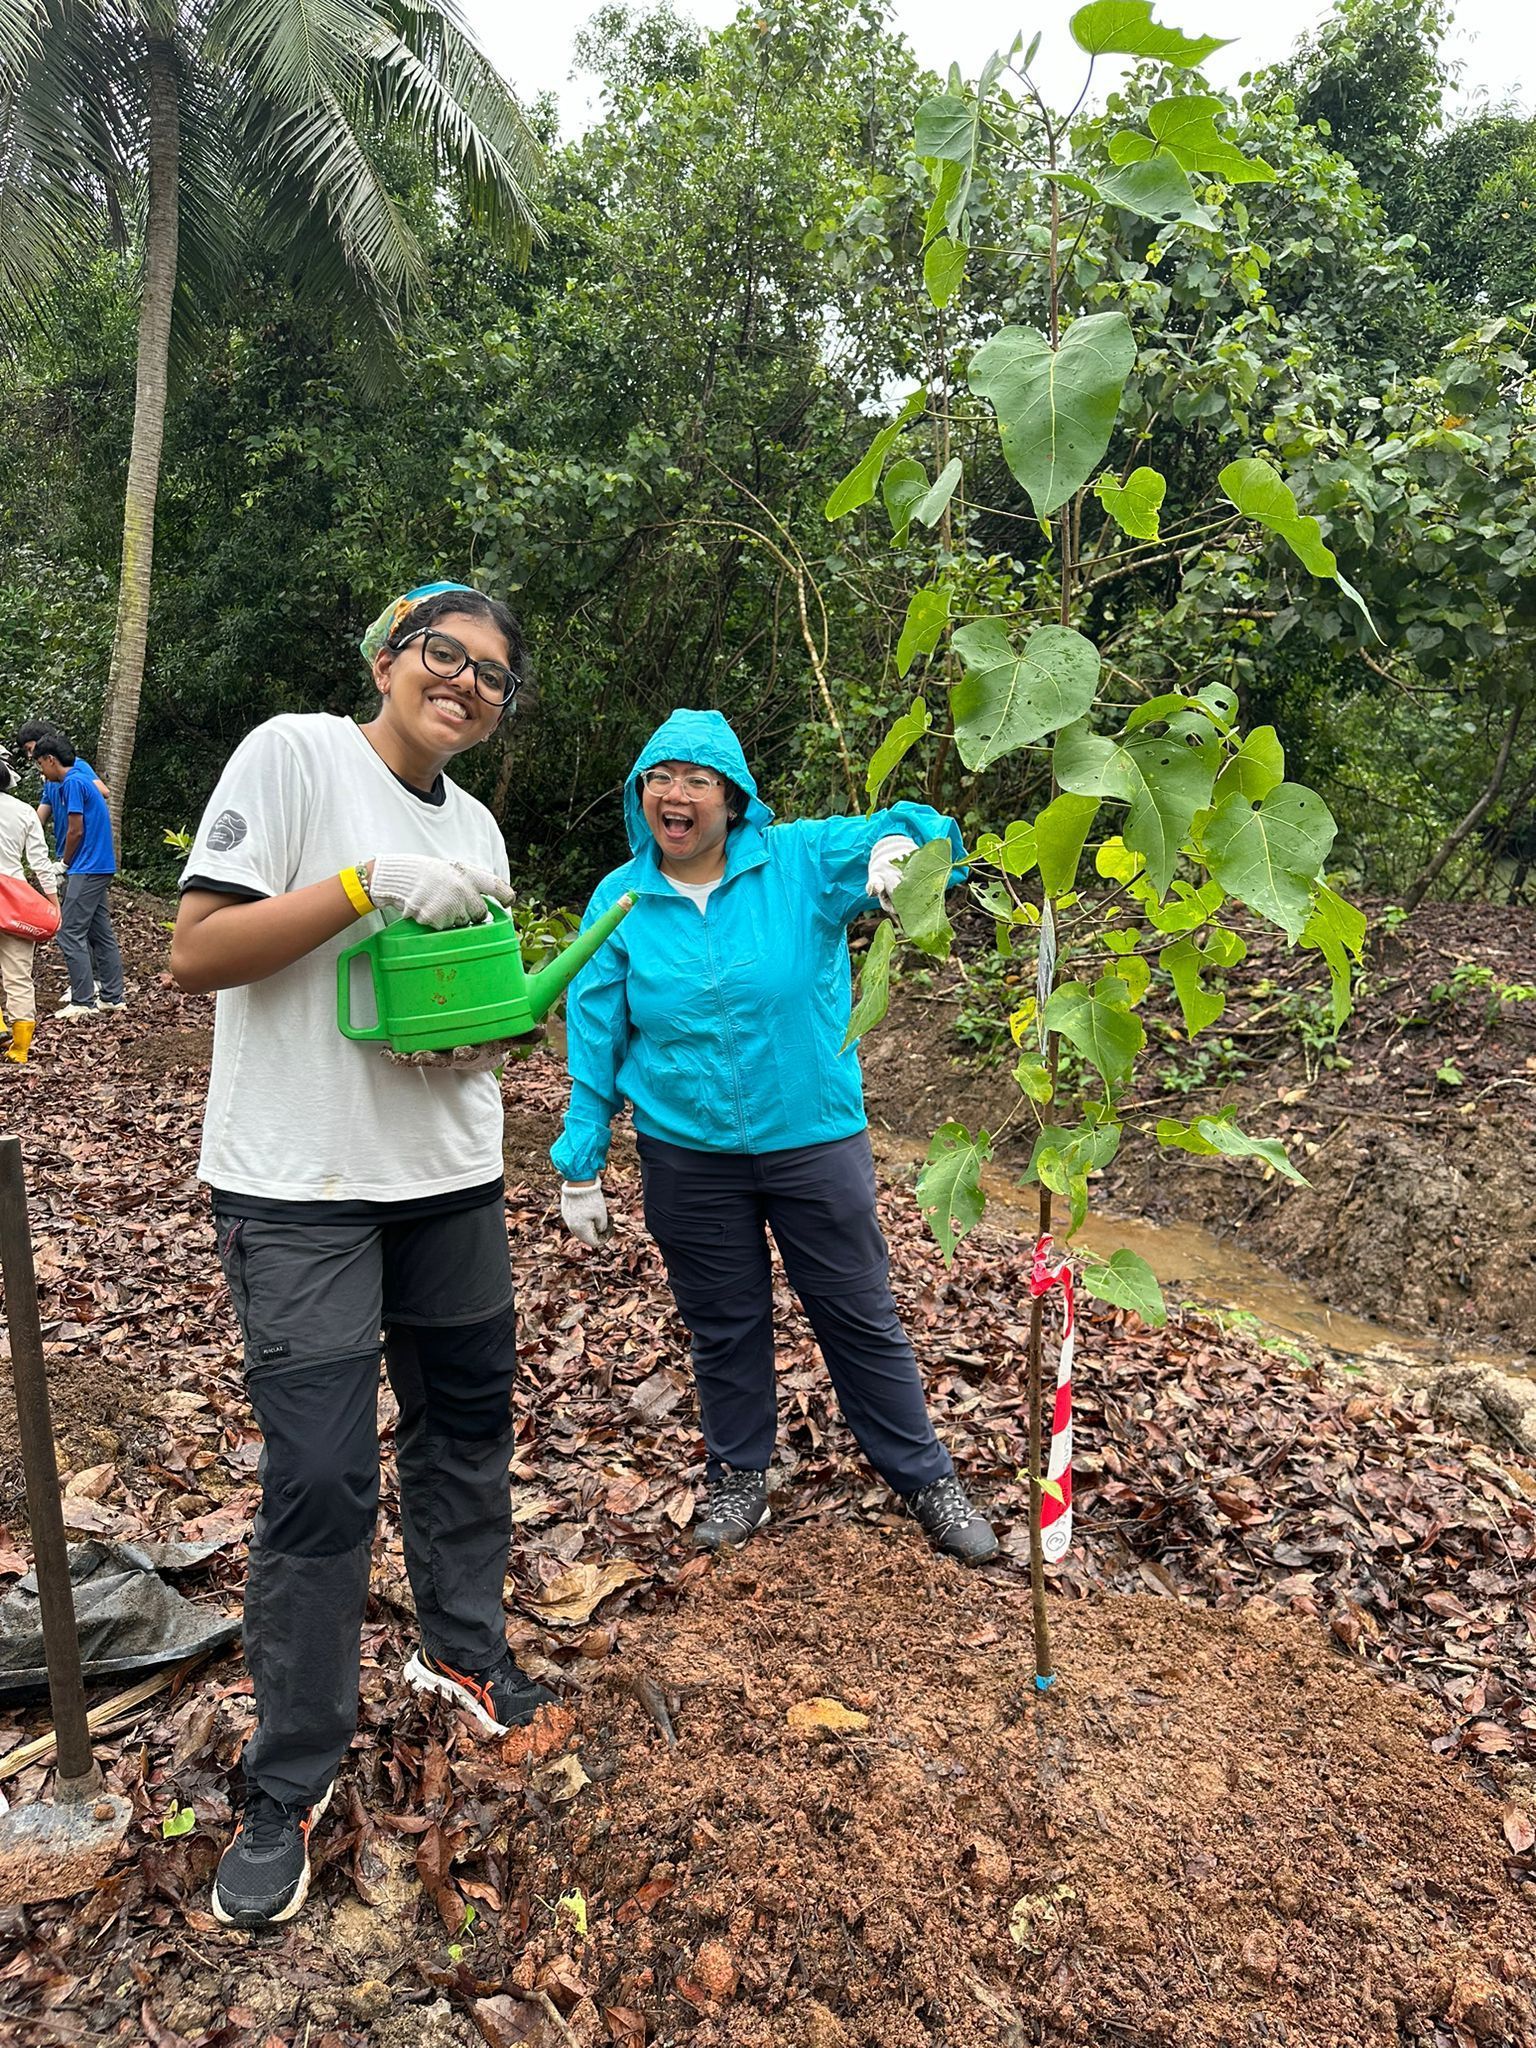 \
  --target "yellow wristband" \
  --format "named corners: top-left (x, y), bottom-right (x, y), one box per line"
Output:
top-left (338, 865), bottom-right (375, 917)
